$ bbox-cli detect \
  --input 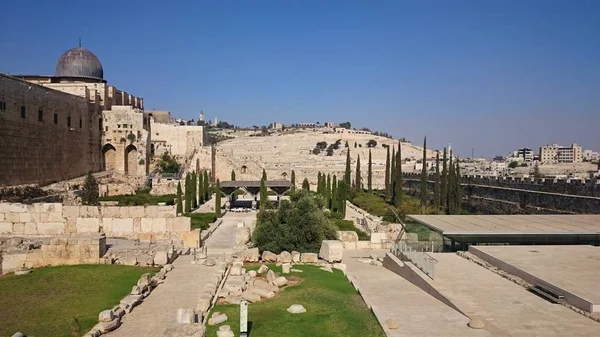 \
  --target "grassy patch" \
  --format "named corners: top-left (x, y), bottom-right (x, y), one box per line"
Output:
top-left (206, 264), bottom-right (385, 337)
top-left (99, 190), bottom-right (176, 206)
top-left (330, 218), bottom-right (370, 240)
top-left (184, 212), bottom-right (216, 230)
top-left (0, 264), bottom-right (159, 337)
